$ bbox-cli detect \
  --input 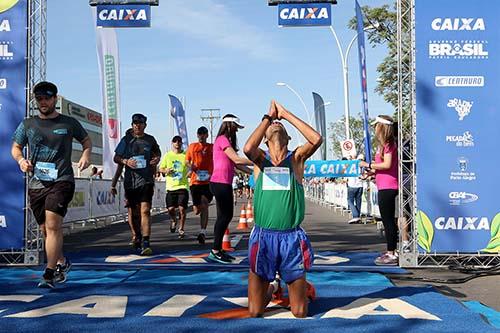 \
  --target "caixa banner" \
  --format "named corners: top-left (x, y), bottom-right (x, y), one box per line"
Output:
top-left (0, 0), bottom-right (28, 250)
top-left (415, 0), bottom-right (500, 253)
top-left (278, 3), bottom-right (331, 27)
top-left (97, 4), bottom-right (151, 28)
